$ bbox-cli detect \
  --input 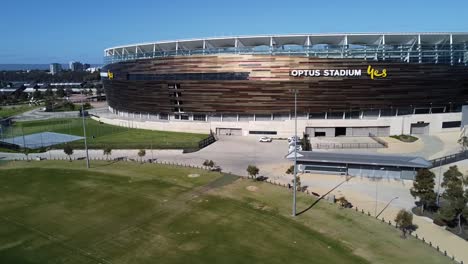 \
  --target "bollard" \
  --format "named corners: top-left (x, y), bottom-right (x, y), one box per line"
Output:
top-left (429, 242), bottom-right (432, 247)
top-left (444, 250), bottom-right (447, 256)
top-left (367, 211), bottom-right (371, 216)
top-left (382, 217), bottom-right (385, 222)
top-left (436, 246), bottom-right (439, 251)
top-left (451, 256), bottom-right (454, 261)
top-left (415, 234), bottom-right (418, 239)
top-left (355, 207), bottom-right (358, 211)
top-left (422, 238), bottom-right (425, 243)
top-left (361, 209), bottom-right (364, 214)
